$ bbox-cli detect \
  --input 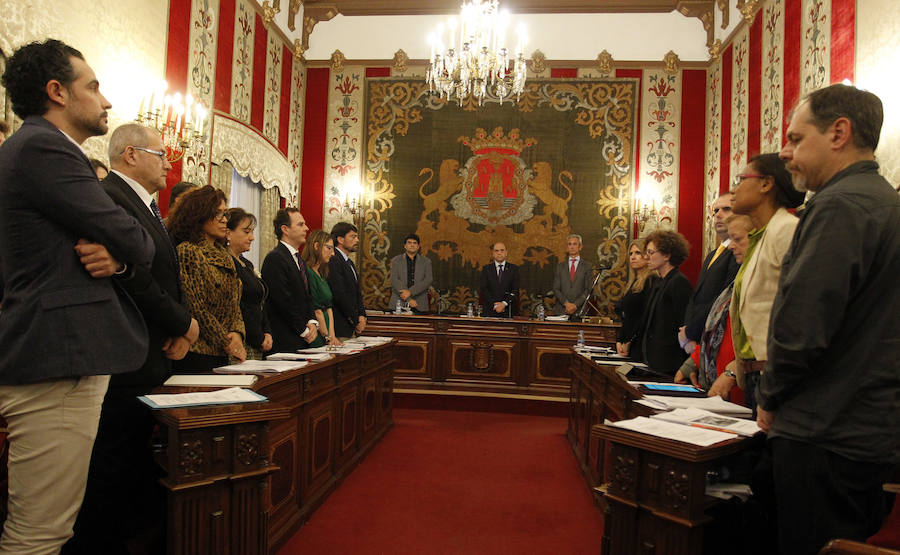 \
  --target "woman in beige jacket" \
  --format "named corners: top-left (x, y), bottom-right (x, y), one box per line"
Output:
top-left (728, 153), bottom-right (806, 411)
